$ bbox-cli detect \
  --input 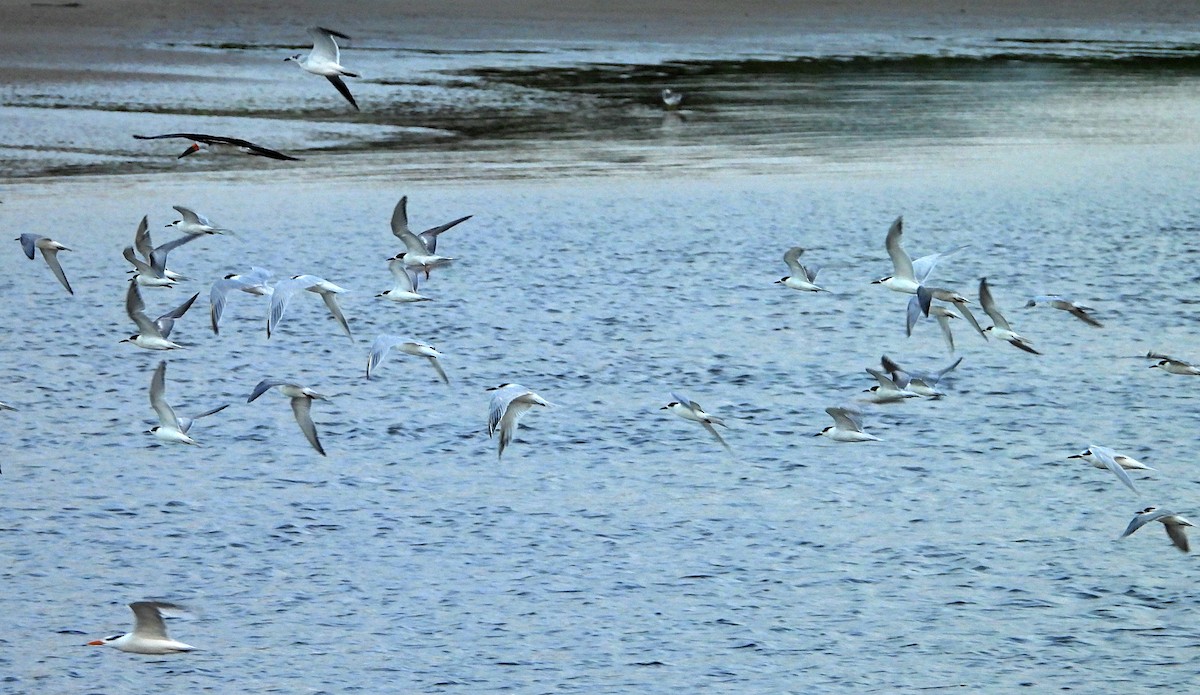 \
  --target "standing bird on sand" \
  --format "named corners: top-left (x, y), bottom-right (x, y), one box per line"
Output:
top-left (87, 601), bottom-right (196, 654)
top-left (286, 26), bottom-right (360, 111)
top-left (487, 383), bottom-right (551, 459)
top-left (16, 233), bottom-right (73, 294)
